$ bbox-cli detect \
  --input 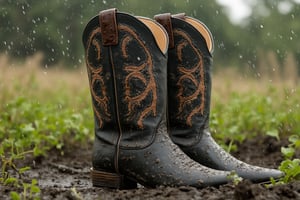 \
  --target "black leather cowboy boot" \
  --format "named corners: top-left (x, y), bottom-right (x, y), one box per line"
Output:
top-left (154, 13), bottom-right (284, 183)
top-left (82, 8), bottom-right (232, 189)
